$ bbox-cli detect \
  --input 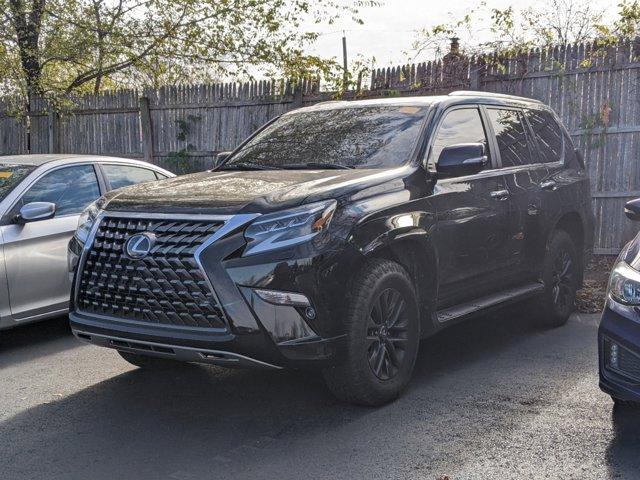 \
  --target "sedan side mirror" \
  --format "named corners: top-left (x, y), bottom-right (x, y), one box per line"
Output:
top-left (436, 143), bottom-right (488, 178)
top-left (16, 202), bottom-right (56, 224)
top-left (625, 198), bottom-right (640, 222)
top-left (214, 151), bottom-right (232, 168)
